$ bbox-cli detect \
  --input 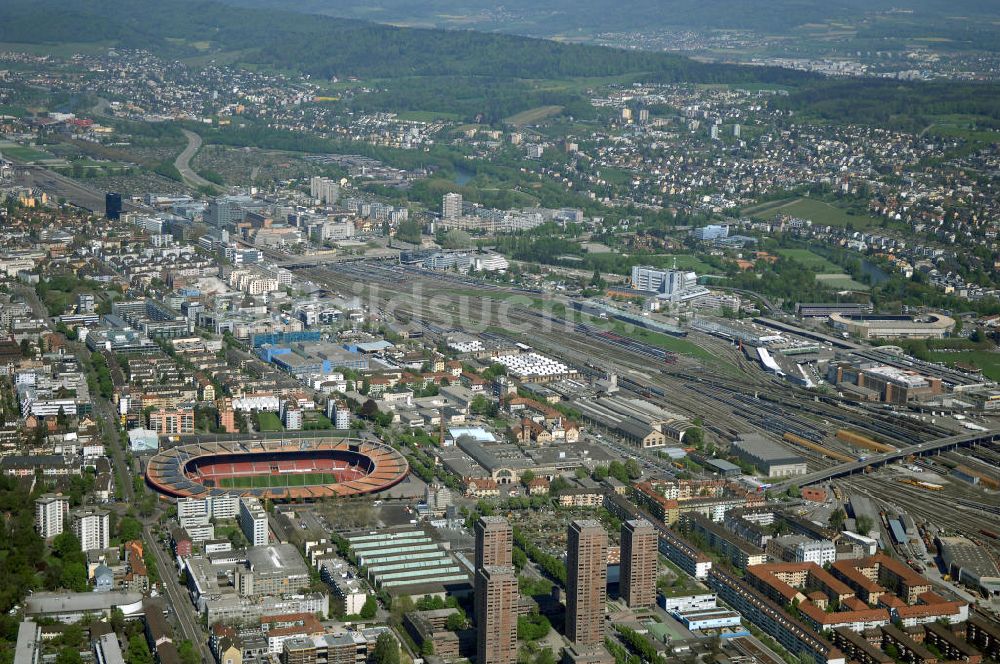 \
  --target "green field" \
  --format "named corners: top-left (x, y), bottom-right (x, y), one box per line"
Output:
top-left (647, 254), bottom-right (715, 273)
top-left (396, 110), bottom-right (462, 122)
top-left (303, 413), bottom-right (334, 431)
top-left (744, 197), bottom-right (882, 229)
top-left (926, 351), bottom-right (1000, 382)
top-left (256, 412), bottom-right (284, 432)
top-left (774, 248), bottom-right (869, 290)
top-left (615, 324), bottom-right (739, 375)
top-left (218, 472), bottom-right (342, 489)
top-left (815, 273), bottom-right (869, 290)
top-left (0, 141), bottom-right (55, 162)
top-left (775, 248), bottom-right (840, 272)
top-left (0, 40), bottom-right (115, 57)
top-left (504, 105), bottom-right (564, 126)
